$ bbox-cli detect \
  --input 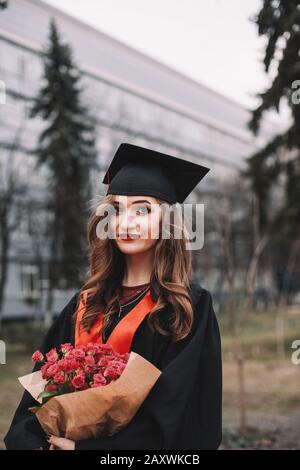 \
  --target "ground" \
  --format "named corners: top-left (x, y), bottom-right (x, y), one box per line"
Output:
top-left (221, 359), bottom-right (300, 449)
